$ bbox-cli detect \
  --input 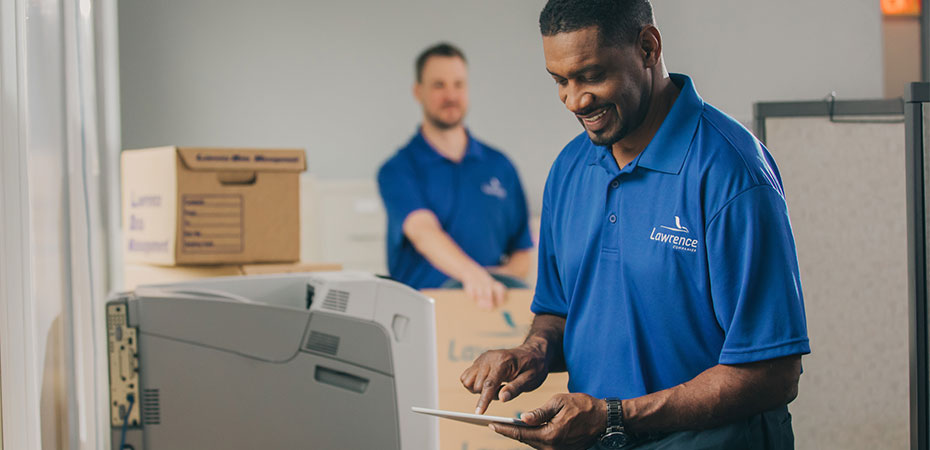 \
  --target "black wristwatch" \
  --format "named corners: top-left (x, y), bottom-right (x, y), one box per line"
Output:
top-left (598, 397), bottom-right (630, 449)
